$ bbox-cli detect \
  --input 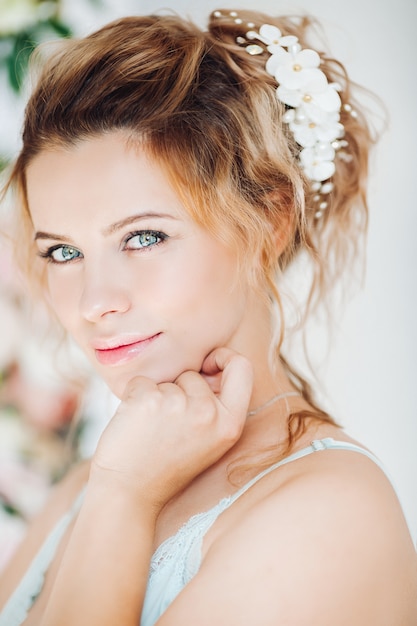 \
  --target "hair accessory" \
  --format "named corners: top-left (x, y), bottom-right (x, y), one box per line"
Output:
top-left (212, 11), bottom-right (356, 218)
